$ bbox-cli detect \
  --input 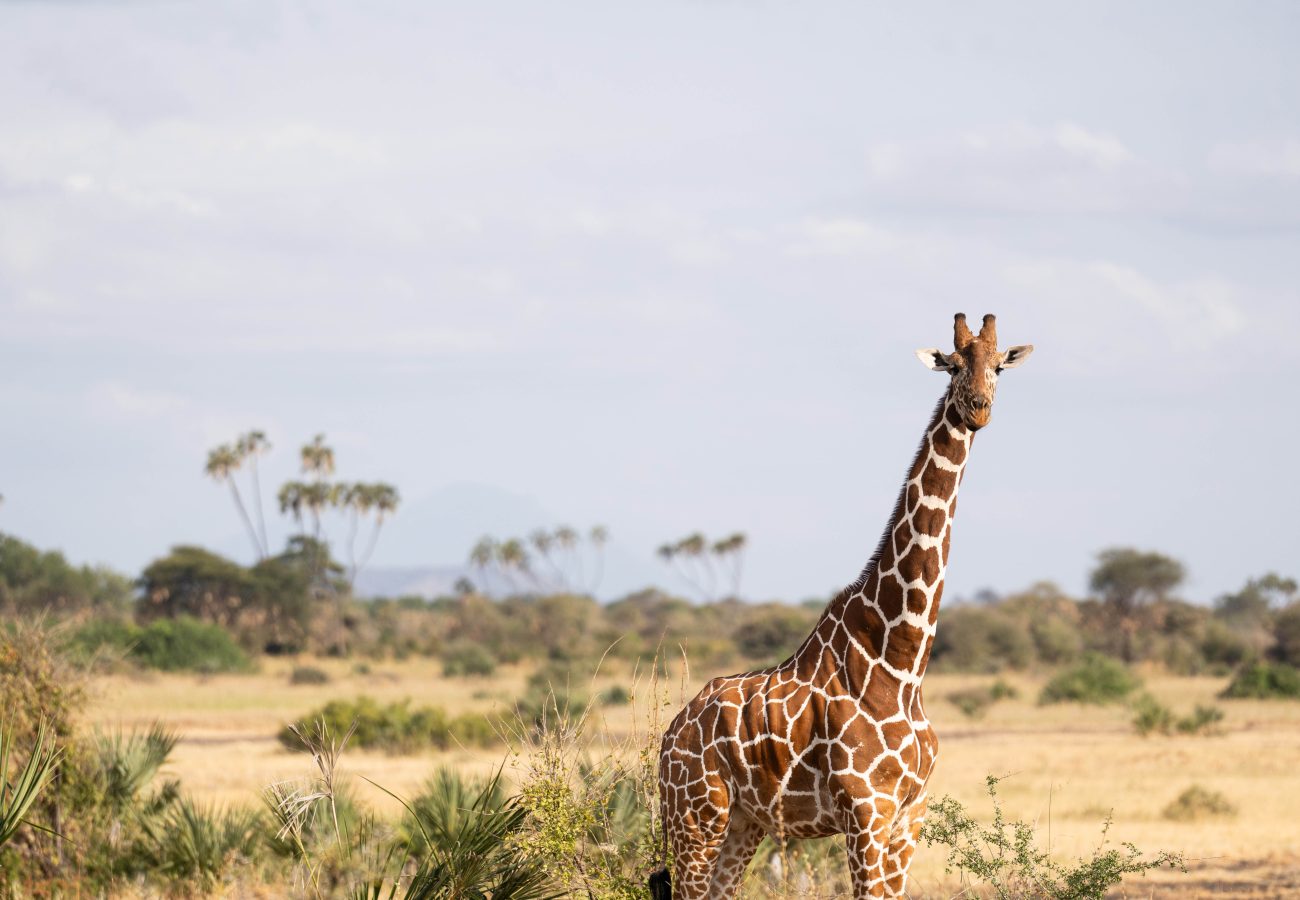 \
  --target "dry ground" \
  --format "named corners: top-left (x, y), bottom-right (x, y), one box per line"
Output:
top-left (84, 659), bottom-right (1300, 897)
